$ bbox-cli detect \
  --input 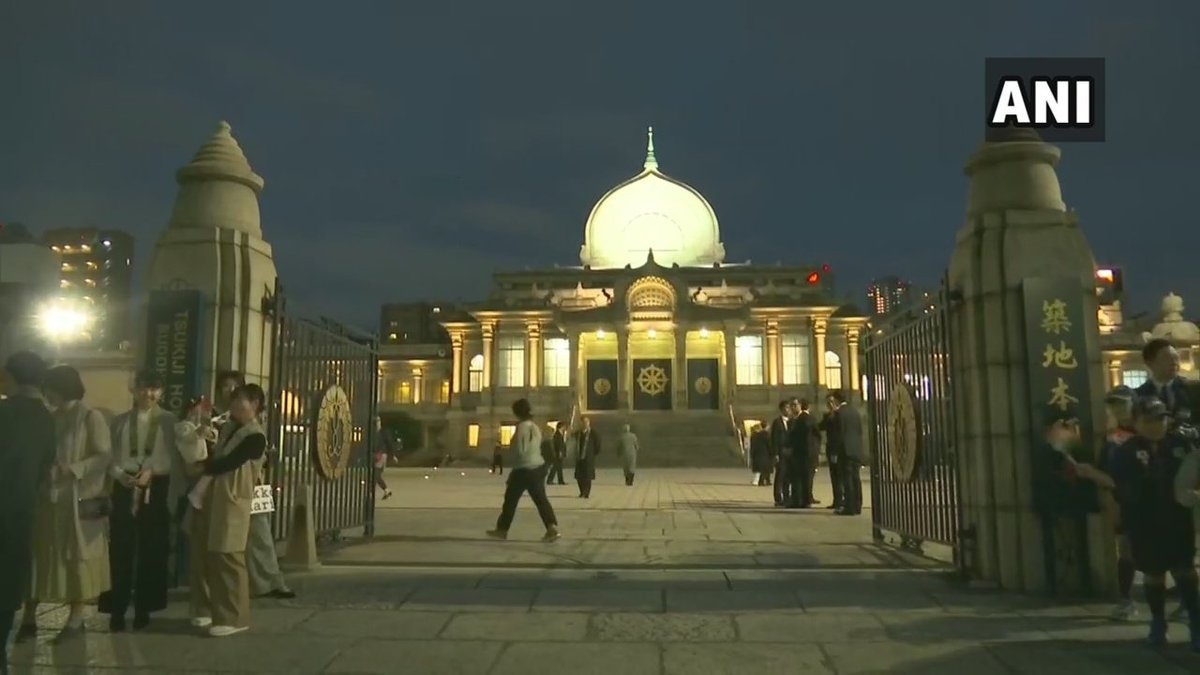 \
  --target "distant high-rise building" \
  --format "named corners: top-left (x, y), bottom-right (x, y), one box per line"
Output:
top-left (380, 302), bottom-right (452, 345)
top-left (867, 276), bottom-right (913, 316)
top-left (41, 228), bottom-right (135, 349)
